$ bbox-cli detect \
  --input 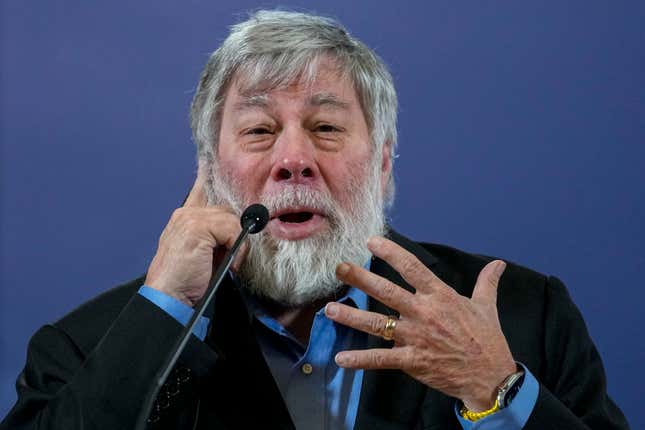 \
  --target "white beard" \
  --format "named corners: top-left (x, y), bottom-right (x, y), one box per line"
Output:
top-left (206, 159), bottom-right (386, 306)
